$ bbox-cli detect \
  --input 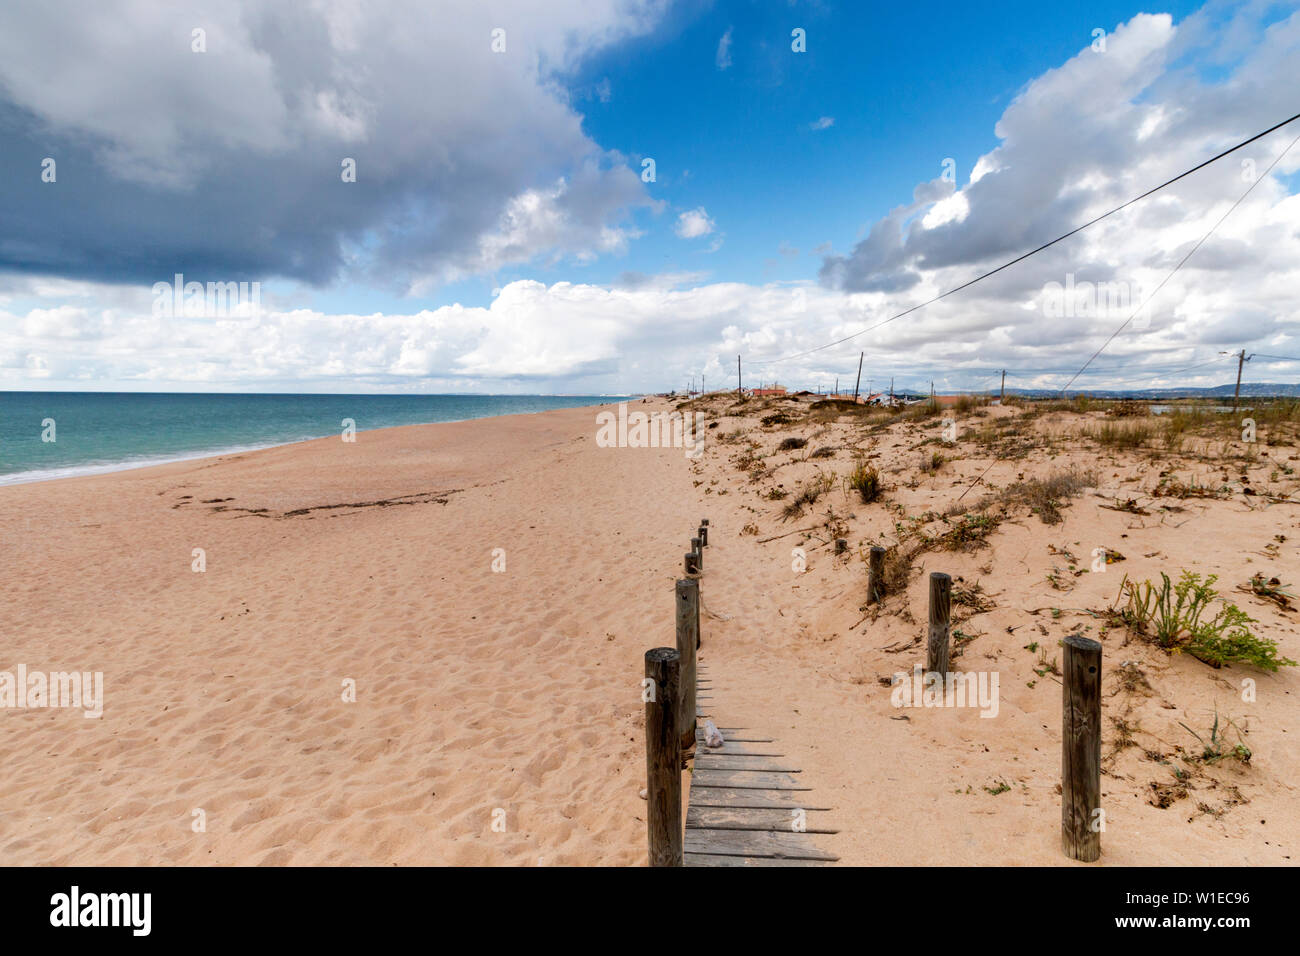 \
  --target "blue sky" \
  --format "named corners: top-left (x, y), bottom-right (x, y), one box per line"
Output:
top-left (371, 0), bottom-right (1216, 315)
